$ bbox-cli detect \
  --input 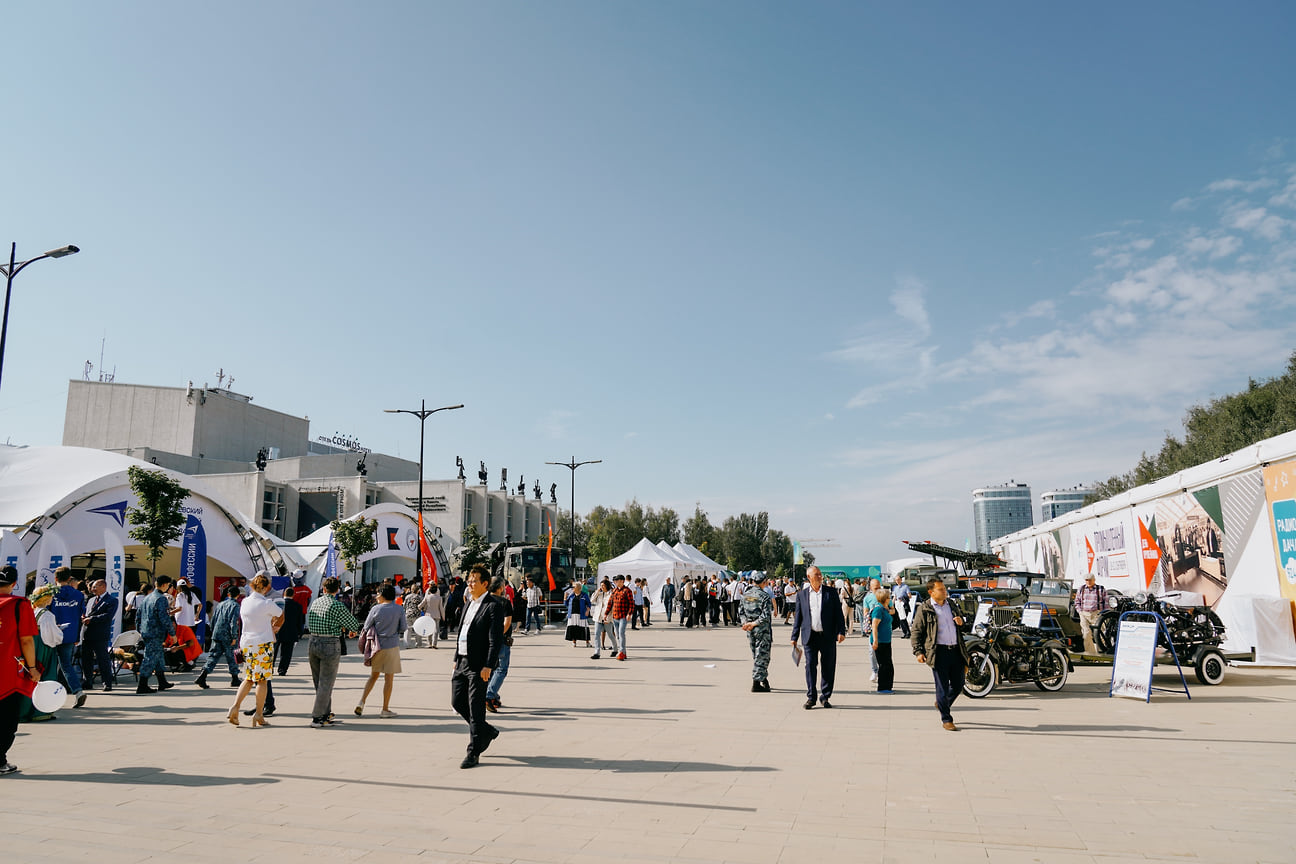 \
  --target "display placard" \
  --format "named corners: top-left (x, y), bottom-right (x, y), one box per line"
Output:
top-left (1020, 607), bottom-right (1043, 628)
top-left (1110, 620), bottom-right (1158, 700)
top-left (973, 602), bottom-right (993, 630)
